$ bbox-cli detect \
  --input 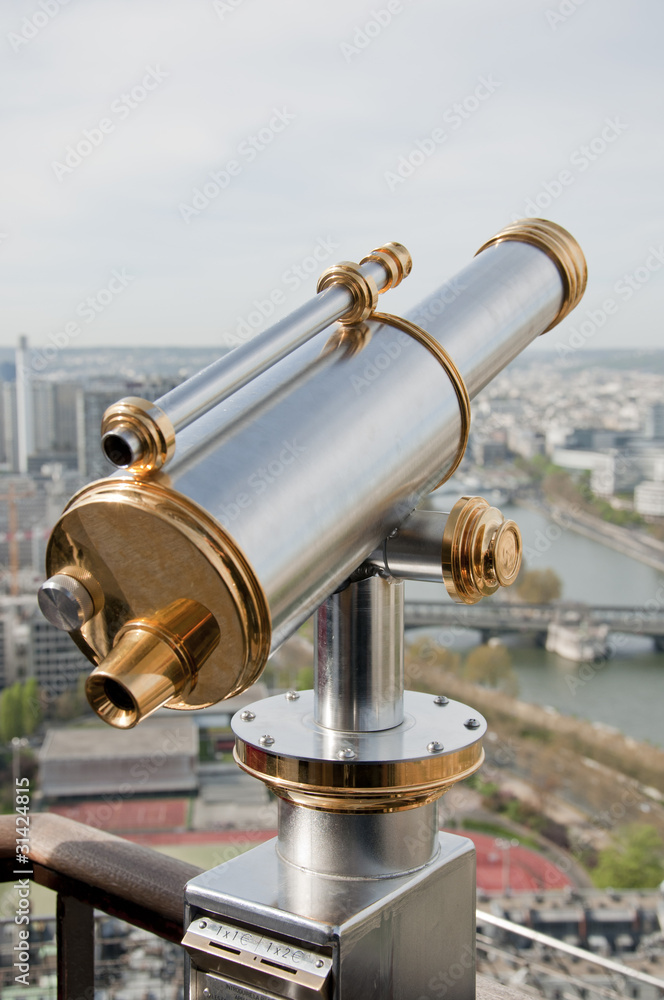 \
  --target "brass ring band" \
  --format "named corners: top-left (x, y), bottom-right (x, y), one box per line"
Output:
top-left (233, 743), bottom-right (484, 813)
top-left (360, 241), bottom-right (413, 291)
top-left (100, 397), bottom-right (176, 475)
top-left (372, 312), bottom-right (471, 490)
top-left (475, 217), bottom-right (587, 332)
top-left (317, 261), bottom-right (379, 324)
